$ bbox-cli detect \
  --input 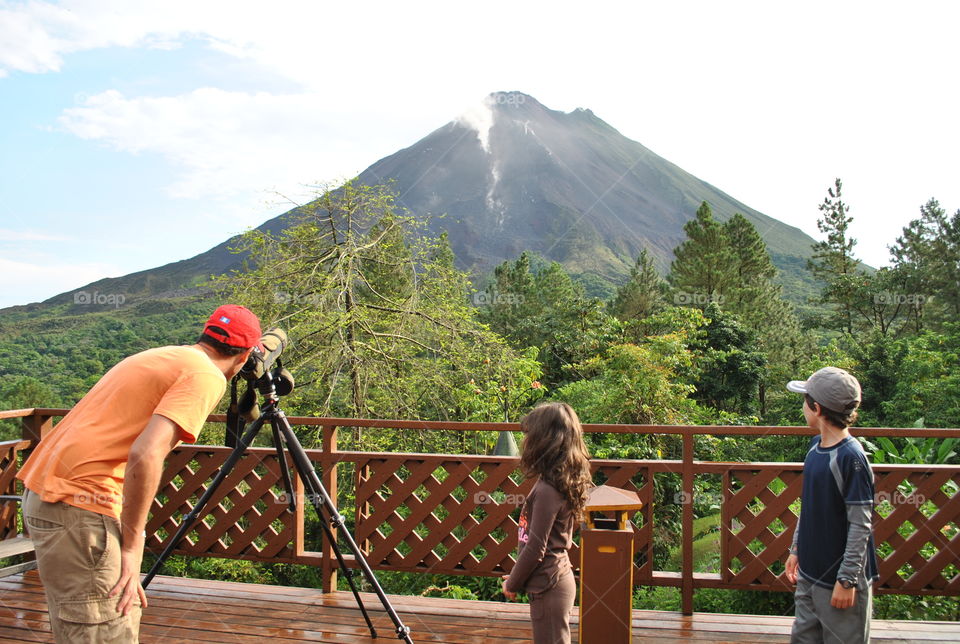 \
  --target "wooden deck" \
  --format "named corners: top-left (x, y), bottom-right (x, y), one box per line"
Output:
top-left (0, 572), bottom-right (957, 643)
